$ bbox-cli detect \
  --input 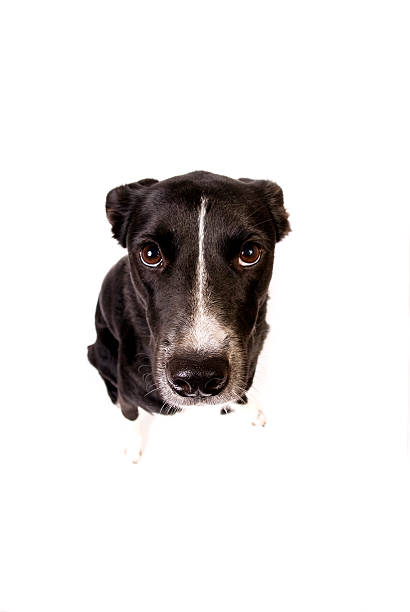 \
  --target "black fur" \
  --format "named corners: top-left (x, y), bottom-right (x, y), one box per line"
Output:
top-left (88, 170), bottom-right (290, 420)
